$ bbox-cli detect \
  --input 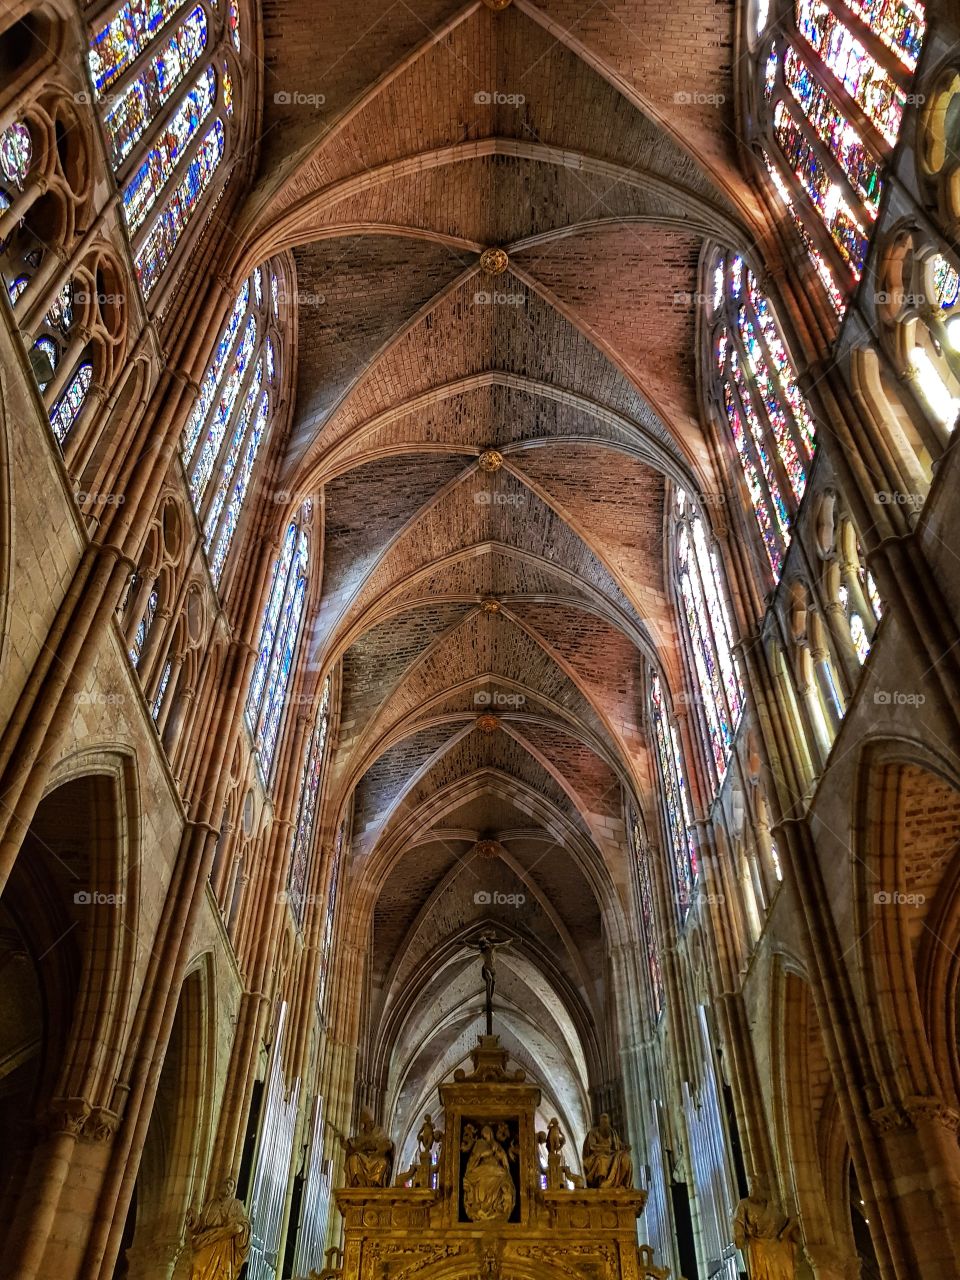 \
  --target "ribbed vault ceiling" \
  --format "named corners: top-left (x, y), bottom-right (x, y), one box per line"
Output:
top-left (250, 0), bottom-right (752, 1121)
